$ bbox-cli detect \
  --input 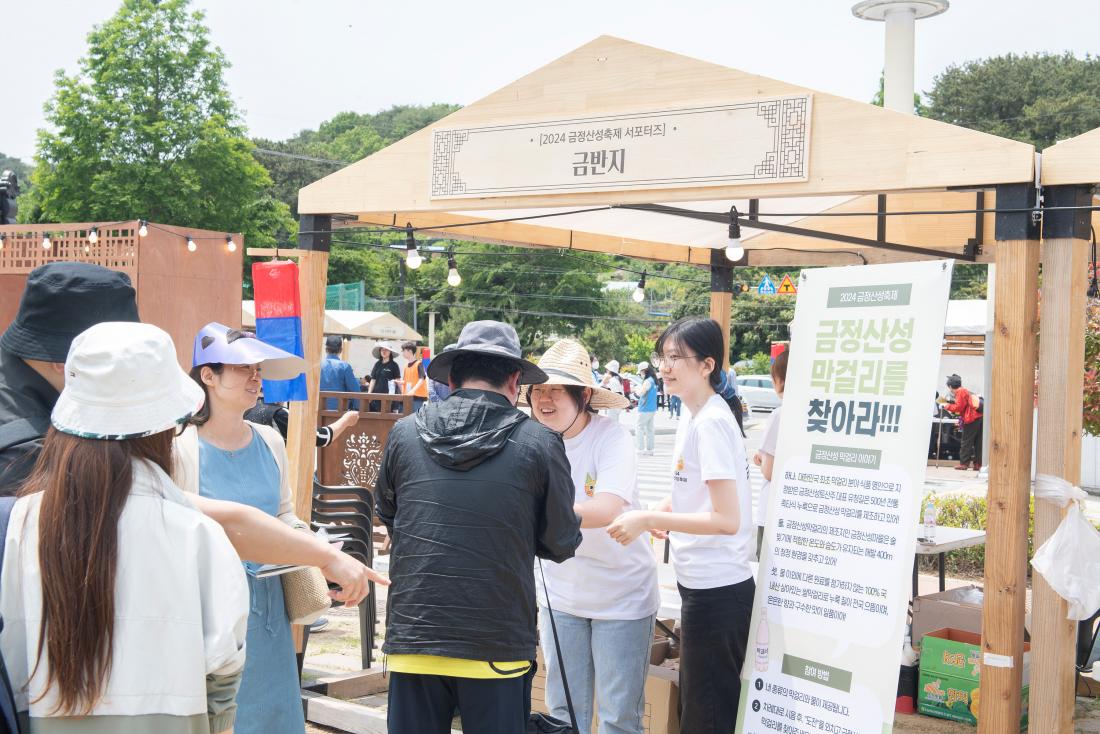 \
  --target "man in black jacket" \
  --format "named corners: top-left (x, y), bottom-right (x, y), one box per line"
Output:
top-left (375, 320), bottom-right (582, 734)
